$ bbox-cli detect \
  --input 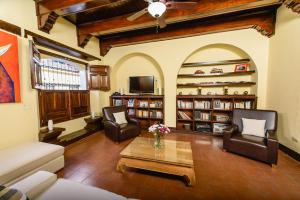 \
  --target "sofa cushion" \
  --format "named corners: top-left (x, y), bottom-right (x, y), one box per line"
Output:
top-left (113, 112), bottom-right (128, 125)
top-left (36, 179), bottom-right (129, 200)
top-left (242, 118), bottom-right (266, 137)
top-left (0, 142), bottom-right (64, 185)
